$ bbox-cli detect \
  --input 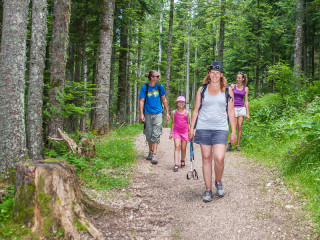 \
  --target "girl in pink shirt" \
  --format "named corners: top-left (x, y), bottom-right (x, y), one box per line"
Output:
top-left (169, 96), bottom-right (190, 172)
